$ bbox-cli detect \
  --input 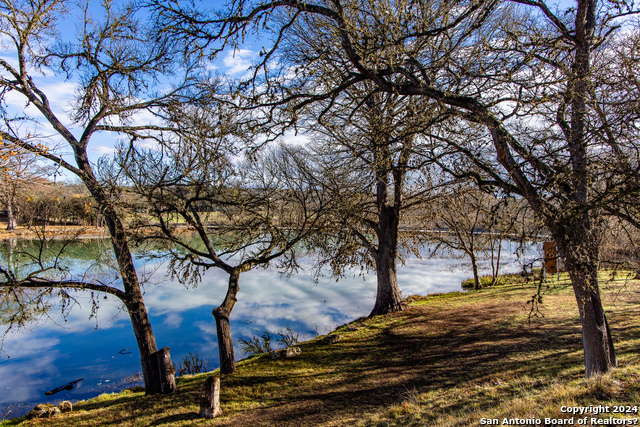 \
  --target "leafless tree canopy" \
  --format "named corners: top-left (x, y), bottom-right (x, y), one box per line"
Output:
top-left (150, 0), bottom-right (640, 377)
